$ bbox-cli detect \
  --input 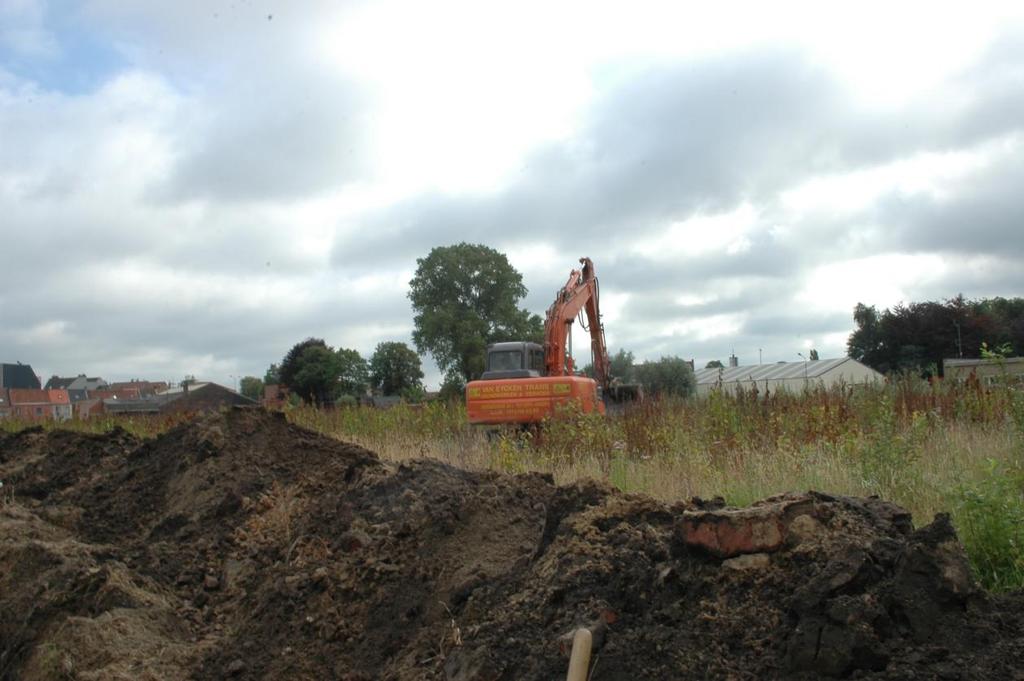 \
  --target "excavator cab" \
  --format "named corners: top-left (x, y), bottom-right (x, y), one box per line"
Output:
top-left (467, 340), bottom-right (603, 425)
top-left (481, 342), bottom-right (546, 380)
